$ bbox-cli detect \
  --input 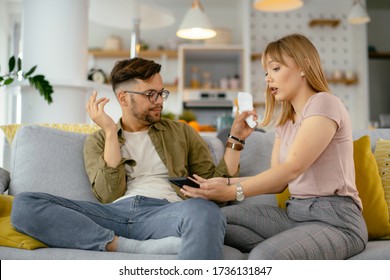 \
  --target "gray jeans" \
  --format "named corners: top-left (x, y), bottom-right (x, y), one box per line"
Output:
top-left (221, 196), bottom-right (368, 259)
